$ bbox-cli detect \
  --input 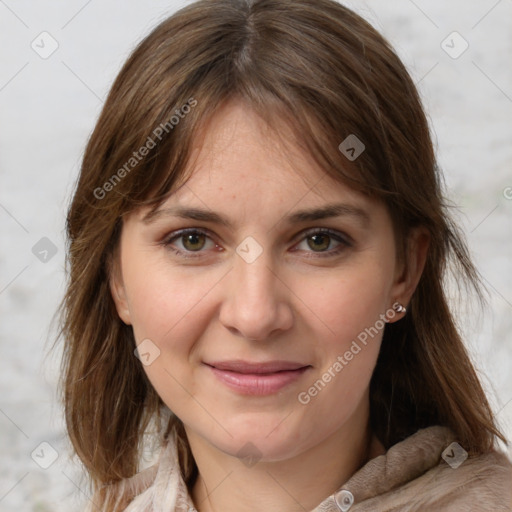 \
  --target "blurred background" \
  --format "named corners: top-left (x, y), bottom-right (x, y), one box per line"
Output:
top-left (1, 0), bottom-right (511, 510)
